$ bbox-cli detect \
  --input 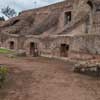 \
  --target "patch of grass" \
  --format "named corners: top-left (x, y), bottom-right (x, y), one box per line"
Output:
top-left (0, 48), bottom-right (14, 54)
